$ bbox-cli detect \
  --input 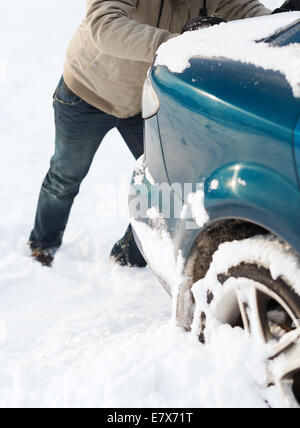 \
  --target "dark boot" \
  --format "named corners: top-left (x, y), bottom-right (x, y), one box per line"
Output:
top-left (29, 242), bottom-right (56, 268)
top-left (110, 224), bottom-right (147, 268)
